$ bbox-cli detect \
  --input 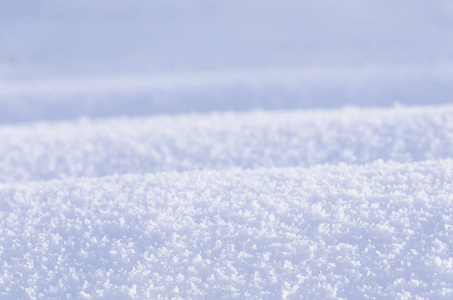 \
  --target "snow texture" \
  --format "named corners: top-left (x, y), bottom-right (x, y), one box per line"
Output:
top-left (1, 160), bottom-right (453, 299)
top-left (1, 1), bottom-right (453, 299)
top-left (0, 105), bottom-right (453, 183)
